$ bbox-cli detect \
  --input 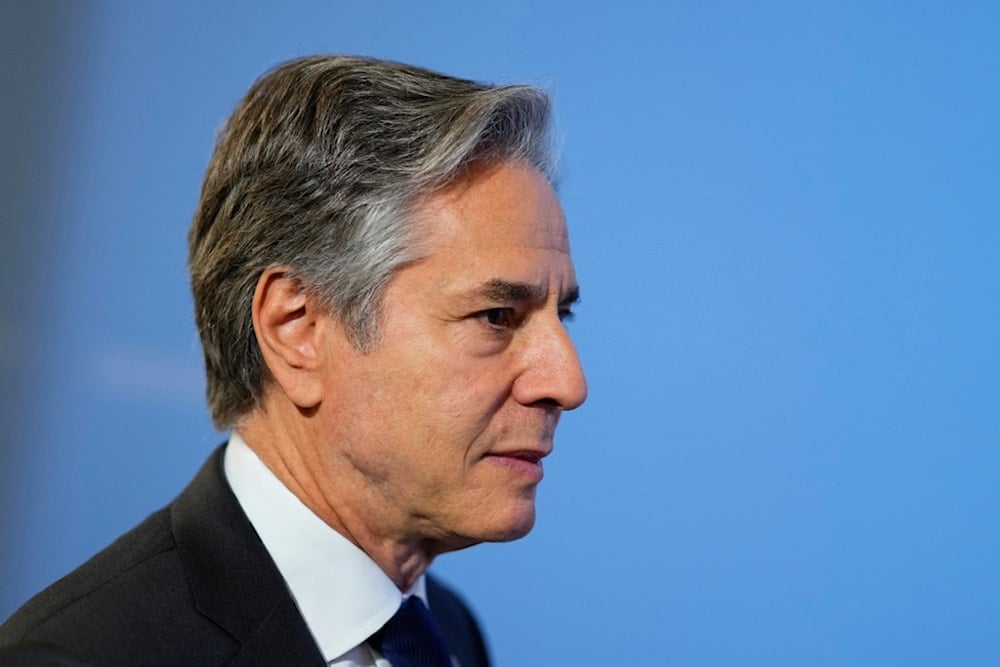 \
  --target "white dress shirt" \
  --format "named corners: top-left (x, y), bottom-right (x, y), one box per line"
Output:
top-left (223, 433), bottom-right (427, 666)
